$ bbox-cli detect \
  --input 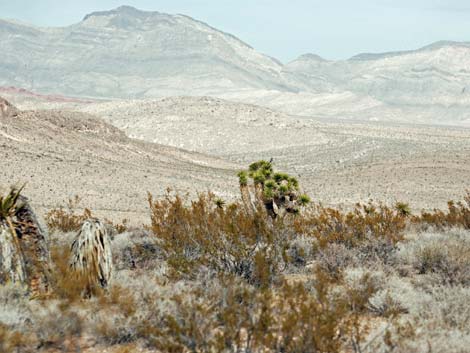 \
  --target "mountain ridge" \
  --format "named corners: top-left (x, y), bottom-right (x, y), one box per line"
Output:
top-left (2, 6), bottom-right (470, 125)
